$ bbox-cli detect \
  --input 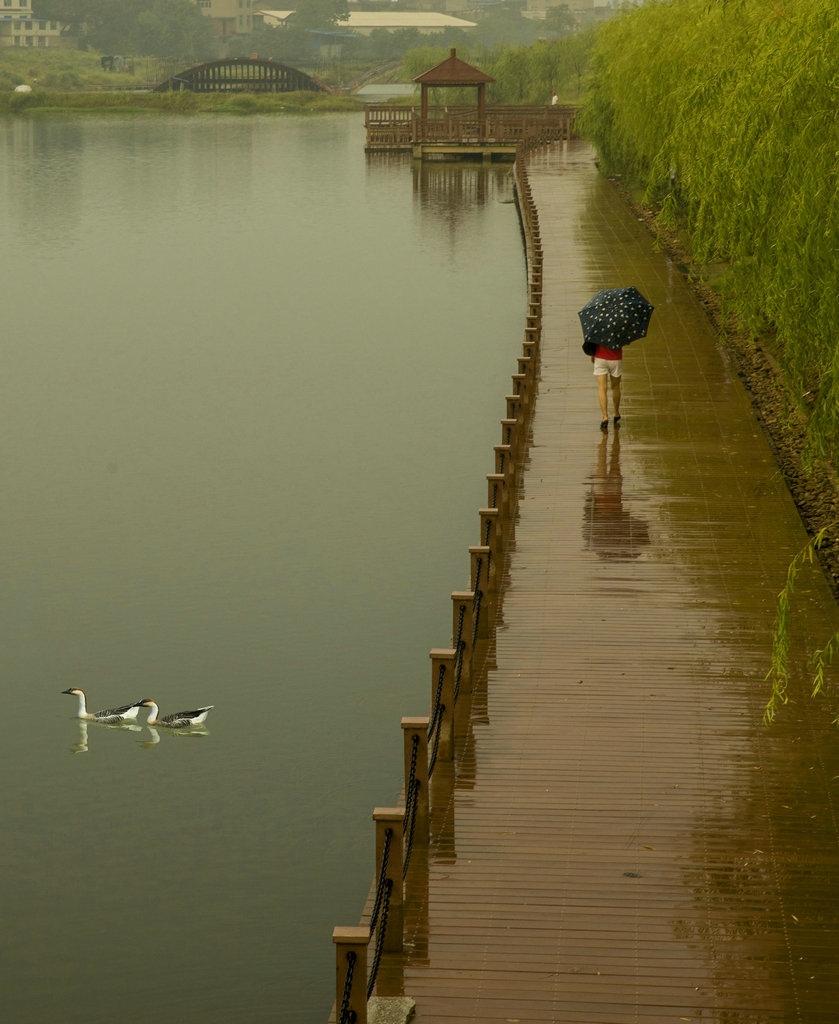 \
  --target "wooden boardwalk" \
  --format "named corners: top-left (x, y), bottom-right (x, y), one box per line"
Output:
top-left (375, 141), bottom-right (839, 1023)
